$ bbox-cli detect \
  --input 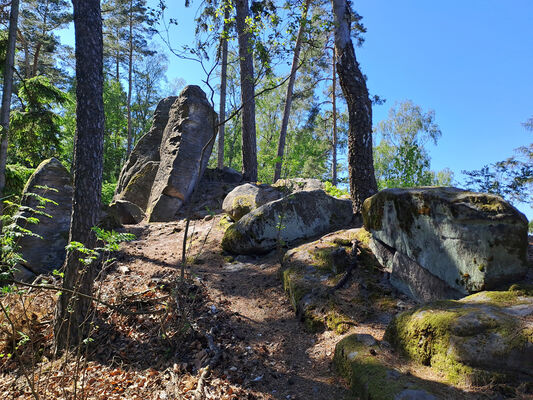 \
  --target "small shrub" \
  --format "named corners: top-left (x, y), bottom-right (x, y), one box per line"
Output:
top-left (324, 181), bottom-right (349, 198)
top-left (101, 182), bottom-right (116, 206)
top-left (3, 164), bottom-right (34, 203)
